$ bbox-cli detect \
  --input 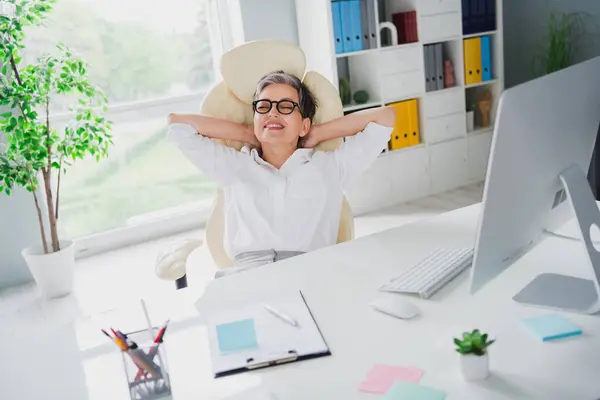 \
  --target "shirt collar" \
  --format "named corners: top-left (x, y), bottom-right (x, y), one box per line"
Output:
top-left (242, 145), bottom-right (314, 172)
